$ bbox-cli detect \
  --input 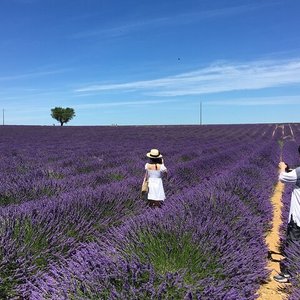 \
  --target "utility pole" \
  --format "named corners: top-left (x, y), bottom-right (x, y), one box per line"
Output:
top-left (2, 109), bottom-right (4, 126)
top-left (199, 101), bottom-right (202, 125)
